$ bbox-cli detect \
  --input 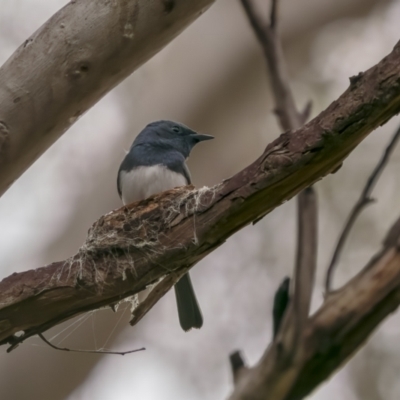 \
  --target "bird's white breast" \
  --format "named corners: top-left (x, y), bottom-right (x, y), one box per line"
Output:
top-left (120, 165), bottom-right (188, 205)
